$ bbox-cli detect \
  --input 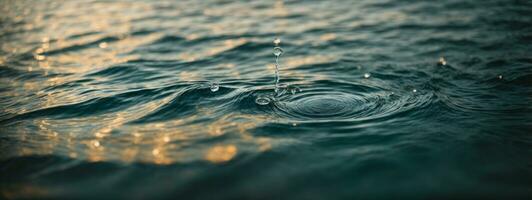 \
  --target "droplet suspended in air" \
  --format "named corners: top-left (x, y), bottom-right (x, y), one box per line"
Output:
top-left (364, 73), bottom-right (371, 79)
top-left (438, 57), bottom-right (447, 66)
top-left (255, 95), bottom-right (271, 105)
top-left (273, 47), bottom-right (283, 57)
top-left (273, 38), bottom-right (281, 46)
top-left (99, 42), bottom-right (108, 49)
top-left (210, 82), bottom-right (219, 92)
